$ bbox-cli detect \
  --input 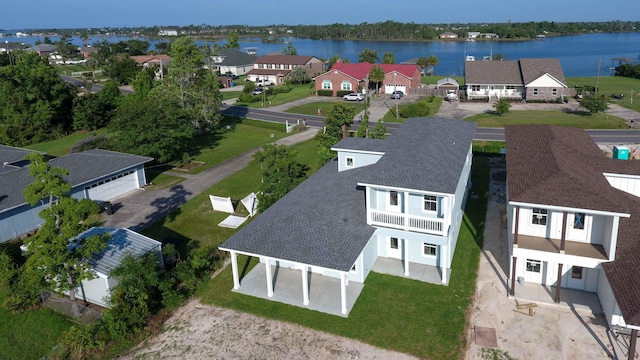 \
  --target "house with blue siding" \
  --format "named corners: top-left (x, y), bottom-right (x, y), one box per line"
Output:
top-left (0, 146), bottom-right (152, 243)
top-left (219, 118), bottom-right (477, 316)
